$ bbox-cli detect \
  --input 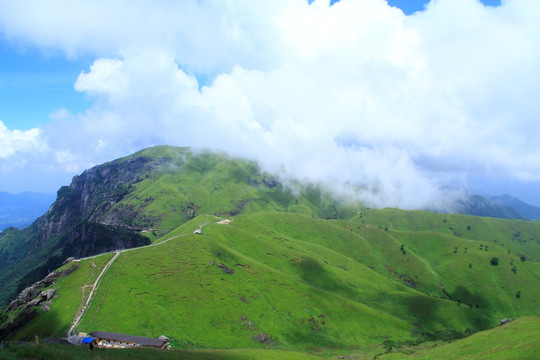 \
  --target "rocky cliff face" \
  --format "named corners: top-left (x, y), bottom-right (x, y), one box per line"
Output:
top-left (34, 155), bottom-right (164, 247)
top-left (0, 153), bottom-right (164, 306)
top-left (55, 222), bottom-right (150, 259)
top-left (27, 154), bottom-right (163, 260)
